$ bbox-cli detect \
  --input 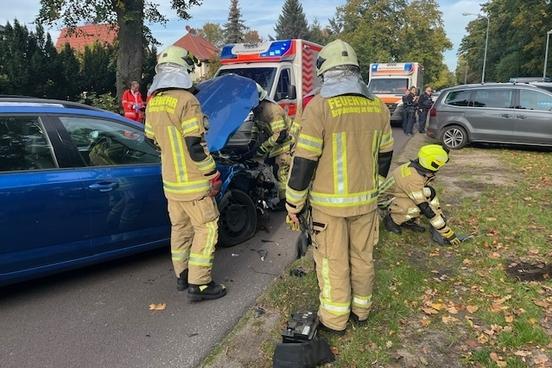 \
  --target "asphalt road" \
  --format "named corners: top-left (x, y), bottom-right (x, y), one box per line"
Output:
top-left (0, 127), bottom-right (410, 368)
